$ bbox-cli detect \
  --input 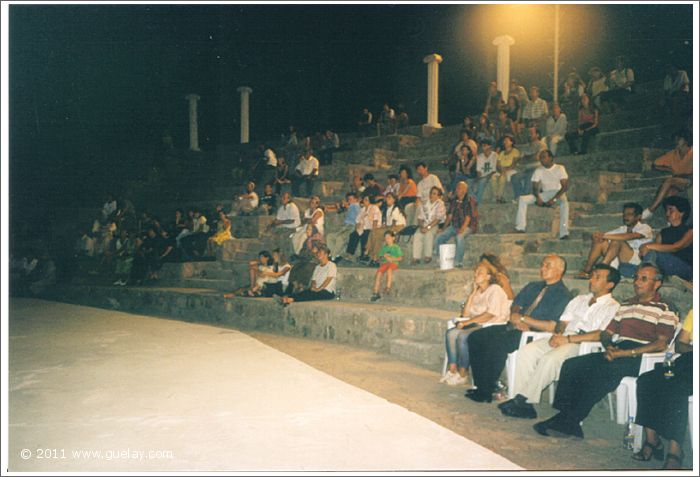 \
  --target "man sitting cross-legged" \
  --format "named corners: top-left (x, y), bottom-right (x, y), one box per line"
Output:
top-left (465, 254), bottom-right (573, 403)
top-left (575, 202), bottom-right (653, 280)
top-left (499, 264), bottom-right (621, 419)
top-left (533, 263), bottom-right (679, 439)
